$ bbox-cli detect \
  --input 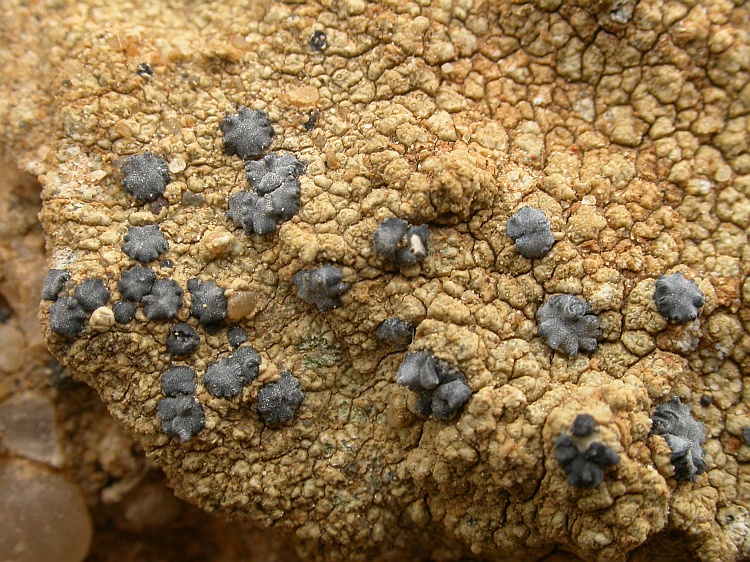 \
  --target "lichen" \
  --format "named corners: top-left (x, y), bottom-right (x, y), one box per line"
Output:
top-left (654, 272), bottom-right (705, 324)
top-left (42, 269), bottom-right (70, 301)
top-left (49, 297), bottom-right (87, 338)
top-left (373, 217), bottom-right (429, 267)
top-left (73, 278), bottom-right (110, 313)
top-left (376, 317), bottom-right (414, 348)
top-left (220, 107), bottom-right (274, 159)
top-left (118, 266), bottom-right (156, 301)
top-left (121, 152), bottom-right (170, 203)
top-left (227, 326), bottom-right (248, 348)
top-left (161, 365), bottom-right (197, 397)
top-left (122, 225), bottom-right (169, 263)
top-left (227, 181), bottom-right (301, 236)
top-left (396, 351), bottom-right (472, 420)
top-left (292, 265), bottom-right (350, 312)
top-left (18, 0), bottom-right (750, 559)
top-left (537, 295), bottom-right (601, 356)
top-left (298, 335), bottom-right (342, 367)
top-left (505, 206), bottom-right (555, 259)
top-left (256, 371), bottom-right (305, 425)
top-left (651, 397), bottom-right (707, 482)
top-left (187, 279), bottom-right (227, 326)
top-left (166, 323), bottom-right (200, 356)
top-left (142, 279), bottom-right (182, 321)
top-left (554, 414), bottom-right (621, 488)
top-left (203, 346), bottom-right (261, 398)
top-left (245, 152), bottom-right (305, 195)
top-left (156, 394), bottom-right (205, 442)
top-left (112, 300), bottom-right (135, 324)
